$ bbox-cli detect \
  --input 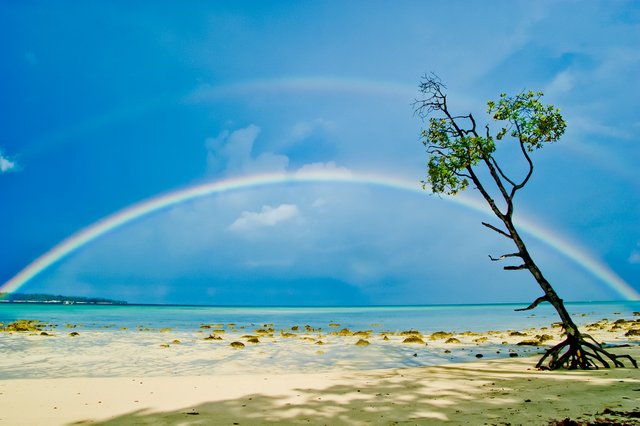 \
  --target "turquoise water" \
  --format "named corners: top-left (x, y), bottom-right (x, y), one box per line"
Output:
top-left (2, 301), bottom-right (638, 332)
top-left (1, 301), bottom-right (638, 379)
